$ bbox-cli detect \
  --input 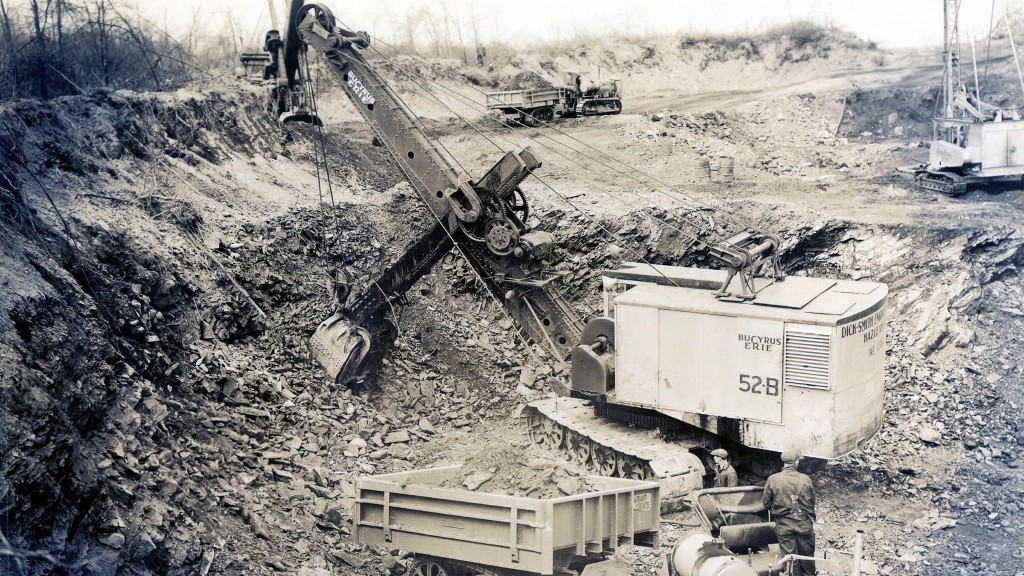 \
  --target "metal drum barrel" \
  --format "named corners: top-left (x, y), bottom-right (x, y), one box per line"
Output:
top-left (668, 531), bottom-right (757, 576)
top-left (719, 156), bottom-right (735, 180)
top-left (696, 157), bottom-right (711, 178)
